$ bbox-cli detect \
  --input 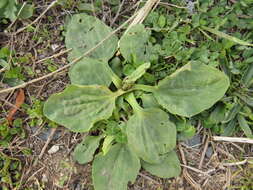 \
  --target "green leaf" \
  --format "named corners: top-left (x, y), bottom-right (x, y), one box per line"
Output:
top-left (18, 3), bottom-right (34, 19)
top-left (209, 103), bottom-right (226, 123)
top-left (237, 115), bottom-right (253, 138)
top-left (0, 59), bottom-right (10, 70)
top-left (73, 135), bottom-right (103, 164)
top-left (0, 0), bottom-right (7, 9)
top-left (126, 108), bottom-right (176, 164)
top-left (92, 144), bottom-right (140, 190)
top-left (223, 103), bottom-right (242, 123)
top-left (236, 94), bottom-right (253, 108)
top-left (44, 85), bottom-right (122, 132)
top-left (69, 57), bottom-right (112, 86)
top-left (123, 62), bottom-right (150, 85)
top-left (142, 151), bottom-right (181, 178)
top-left (222, 119), bottom-right (237, 136)
top-left (177, 125), bottom-right (196, 141)
top-left (158, 15), bottom-right (166, 28)
top-left (65, 14), bottom-right (118, 62)
top-left (119, 24), bottom-right (157, 63)
top-left (141, 93), bottom-right (160, 109)
top-left (4, 0), bottom-right (17, 21)
top-left (242, 64), bottom-right (253, 88)
top-left (153, 62), bottom-right (230, 117)
top-left (102, 135), bottom-right (115, 155)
